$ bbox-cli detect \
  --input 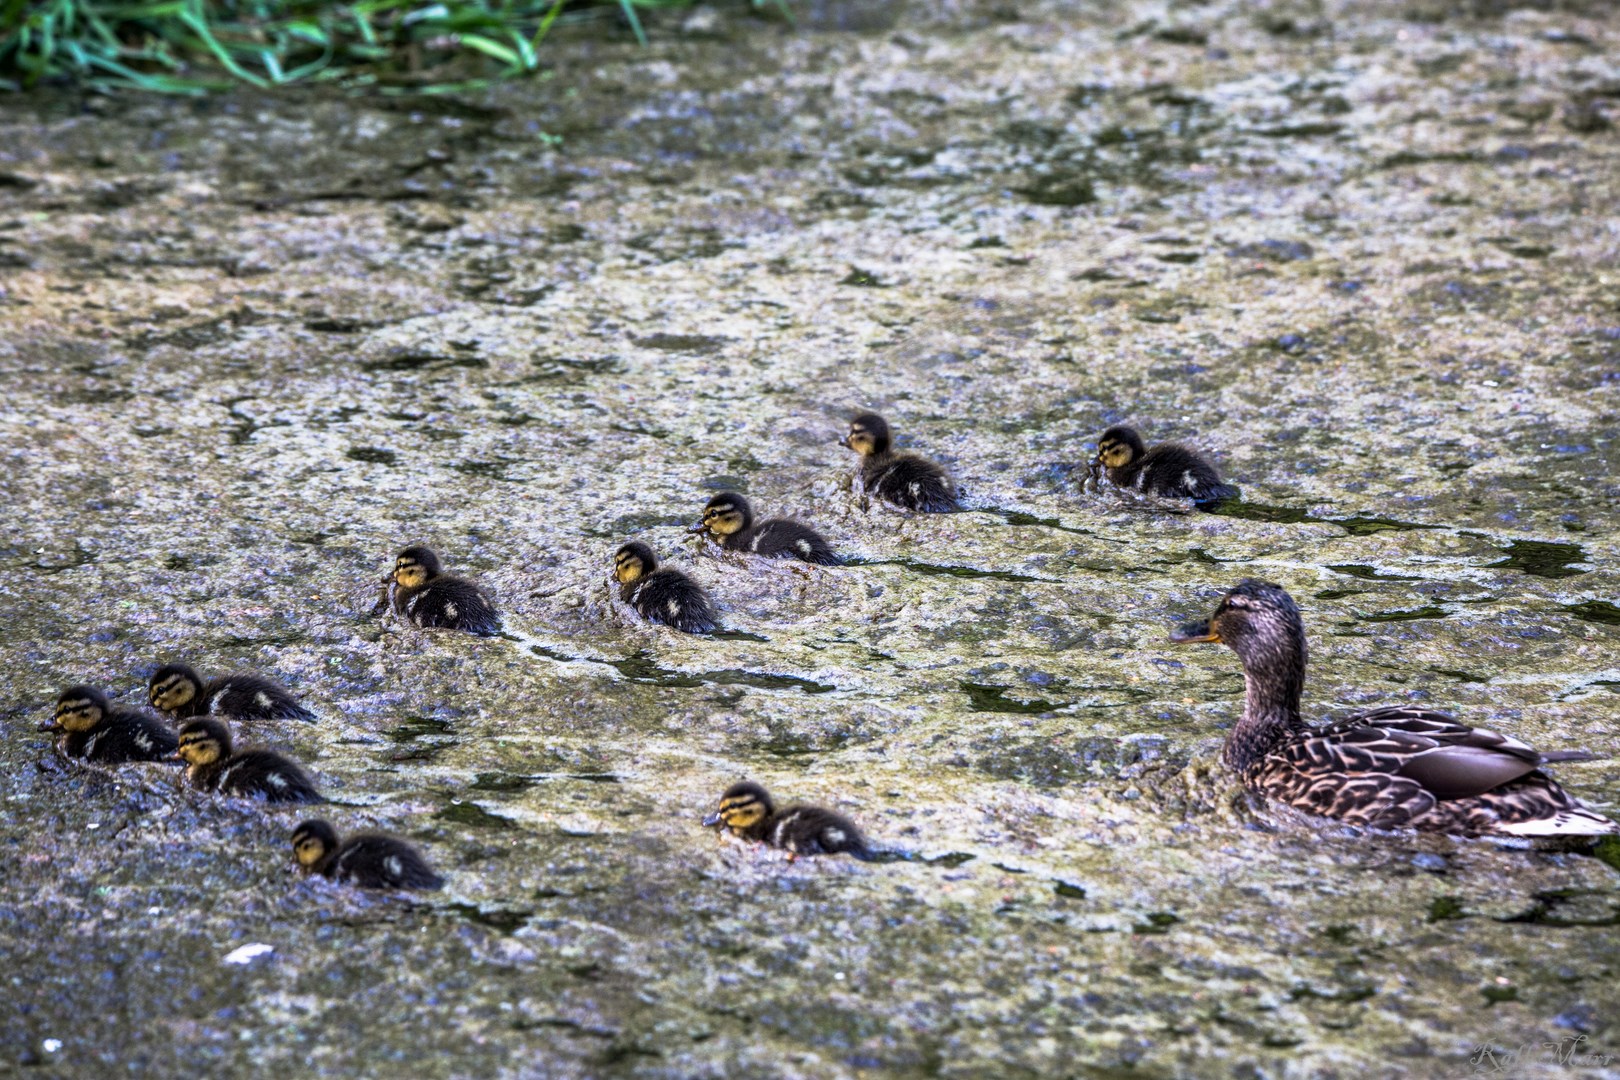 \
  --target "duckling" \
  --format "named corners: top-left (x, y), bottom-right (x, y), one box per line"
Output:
top-left (388, 546), bottom-right (500, 635)
top-left (1091, 424), bottom-right (1238, 506)
top-left (839, 411), bottom-right (960, 512)
top-left (1170, 580), bottom-right (1618, 837)
top-left (702, 780), bottom-right (874, 860)
top-left (689, 492), bottom-right (839, 565)
top-left (149, 663), bottom-right (316, 724)
top-left (40, 685), bottom-right (178, 764)
top-left (291, 819), bottom-right (444, 891)
top-left (613, 542), bottom-right (717, 633)
top-left (175, 718), bottom-right (321, 803)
